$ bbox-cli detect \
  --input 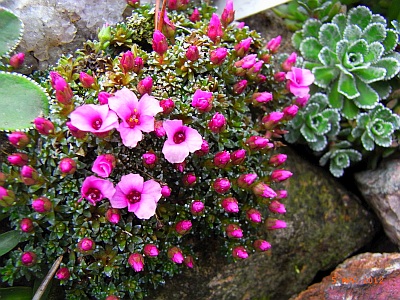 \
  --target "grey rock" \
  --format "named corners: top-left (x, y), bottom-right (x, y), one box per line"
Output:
top-left (355, 158), bottom-right (400, 248)
top-left (147, 147), bottom-right (378, 300)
